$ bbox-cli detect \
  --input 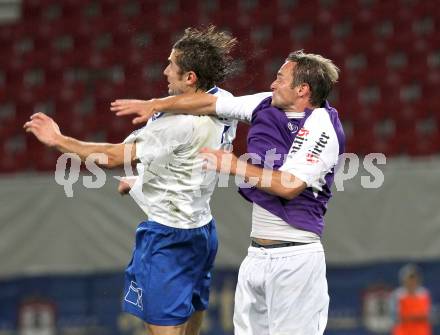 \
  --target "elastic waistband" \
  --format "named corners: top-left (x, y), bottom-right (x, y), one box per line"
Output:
top-left (137, 218), bottom-right (214, 232)
top-left (248, 241), bottom-right (323, 258)
top-left (251, 240), bottom-right (310, 248)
